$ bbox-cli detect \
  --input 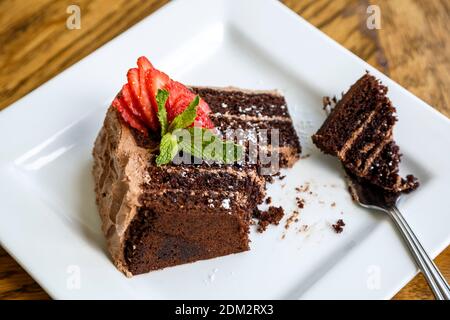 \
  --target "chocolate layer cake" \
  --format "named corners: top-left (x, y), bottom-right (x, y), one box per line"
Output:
top-left (312, 73), bottom-right (418, 193)
top-left (93, 87), bottom-right (301, 276)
